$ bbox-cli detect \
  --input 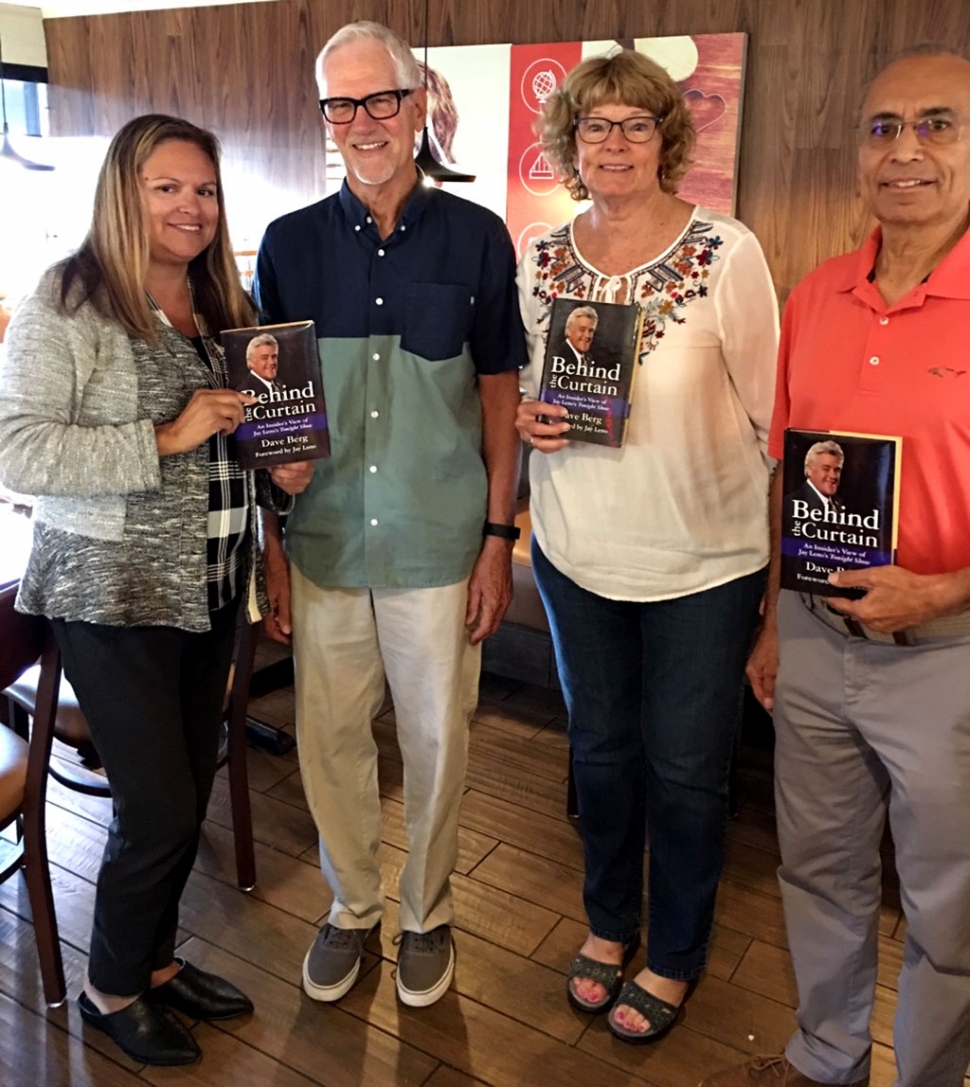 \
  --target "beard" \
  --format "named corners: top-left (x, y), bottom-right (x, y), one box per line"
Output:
top-left (345, 150), bottom-right (401, 188)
